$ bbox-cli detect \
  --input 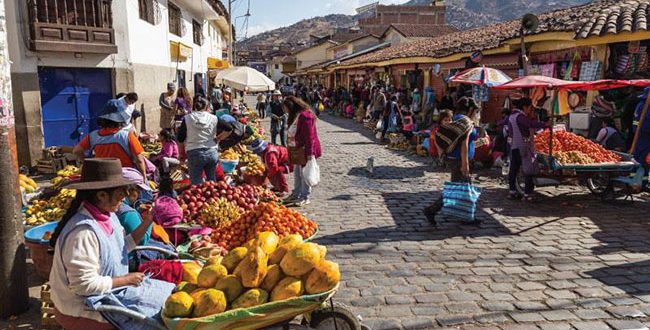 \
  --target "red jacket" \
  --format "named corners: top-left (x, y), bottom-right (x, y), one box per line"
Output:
top-left (264, 145), bottom-right (291, 176)
top-left (295, 110), bottom-right (322, 159)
